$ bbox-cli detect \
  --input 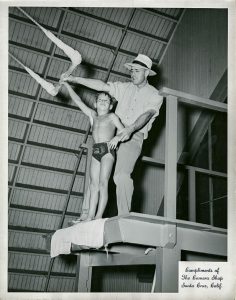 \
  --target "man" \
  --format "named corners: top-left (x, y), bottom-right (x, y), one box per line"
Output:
top-left (63, 54), bottom-right (163, 216)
